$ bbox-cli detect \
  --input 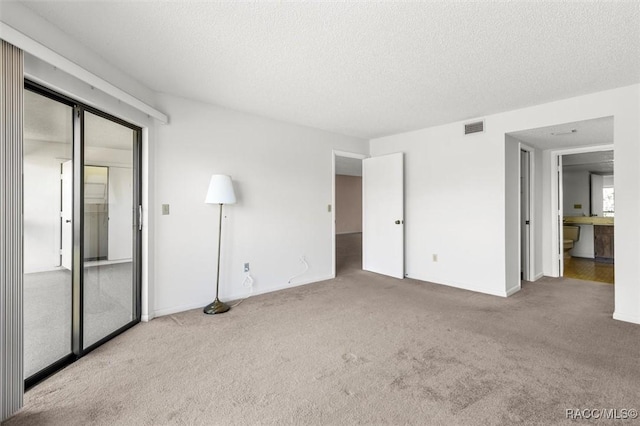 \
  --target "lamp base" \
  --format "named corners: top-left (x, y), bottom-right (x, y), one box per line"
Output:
top-left (203, 298), bottom-right (230, 315)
